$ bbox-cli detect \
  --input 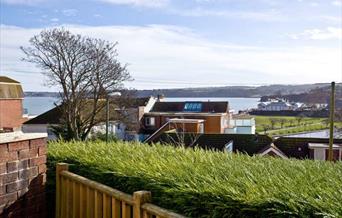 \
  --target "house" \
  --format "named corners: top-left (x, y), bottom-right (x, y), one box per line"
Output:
top-left (0, 76), bottom-right (27, 132)
top-left (308, 143), bottom-right (342, 161)
top-left (141, 101), bottom-right (232, 141)
top-left (22, 96), bottom-right (157, 140)
top-left (225, 114), bottom-right (255, 134)
top-left (257, 99), bottom-right (293, 111)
